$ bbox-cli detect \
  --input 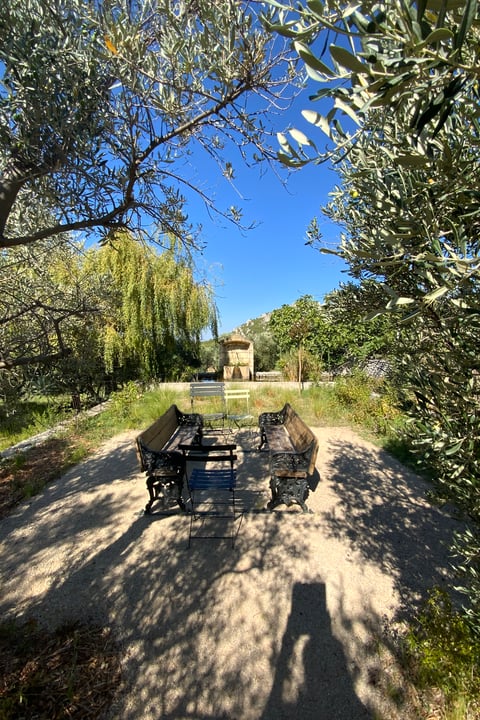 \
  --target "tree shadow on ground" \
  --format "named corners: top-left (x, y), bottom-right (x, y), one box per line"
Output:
top-left (321, 438), bottom-right (467, 615)
top-left (0, 430), bottom-right (426, 719)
